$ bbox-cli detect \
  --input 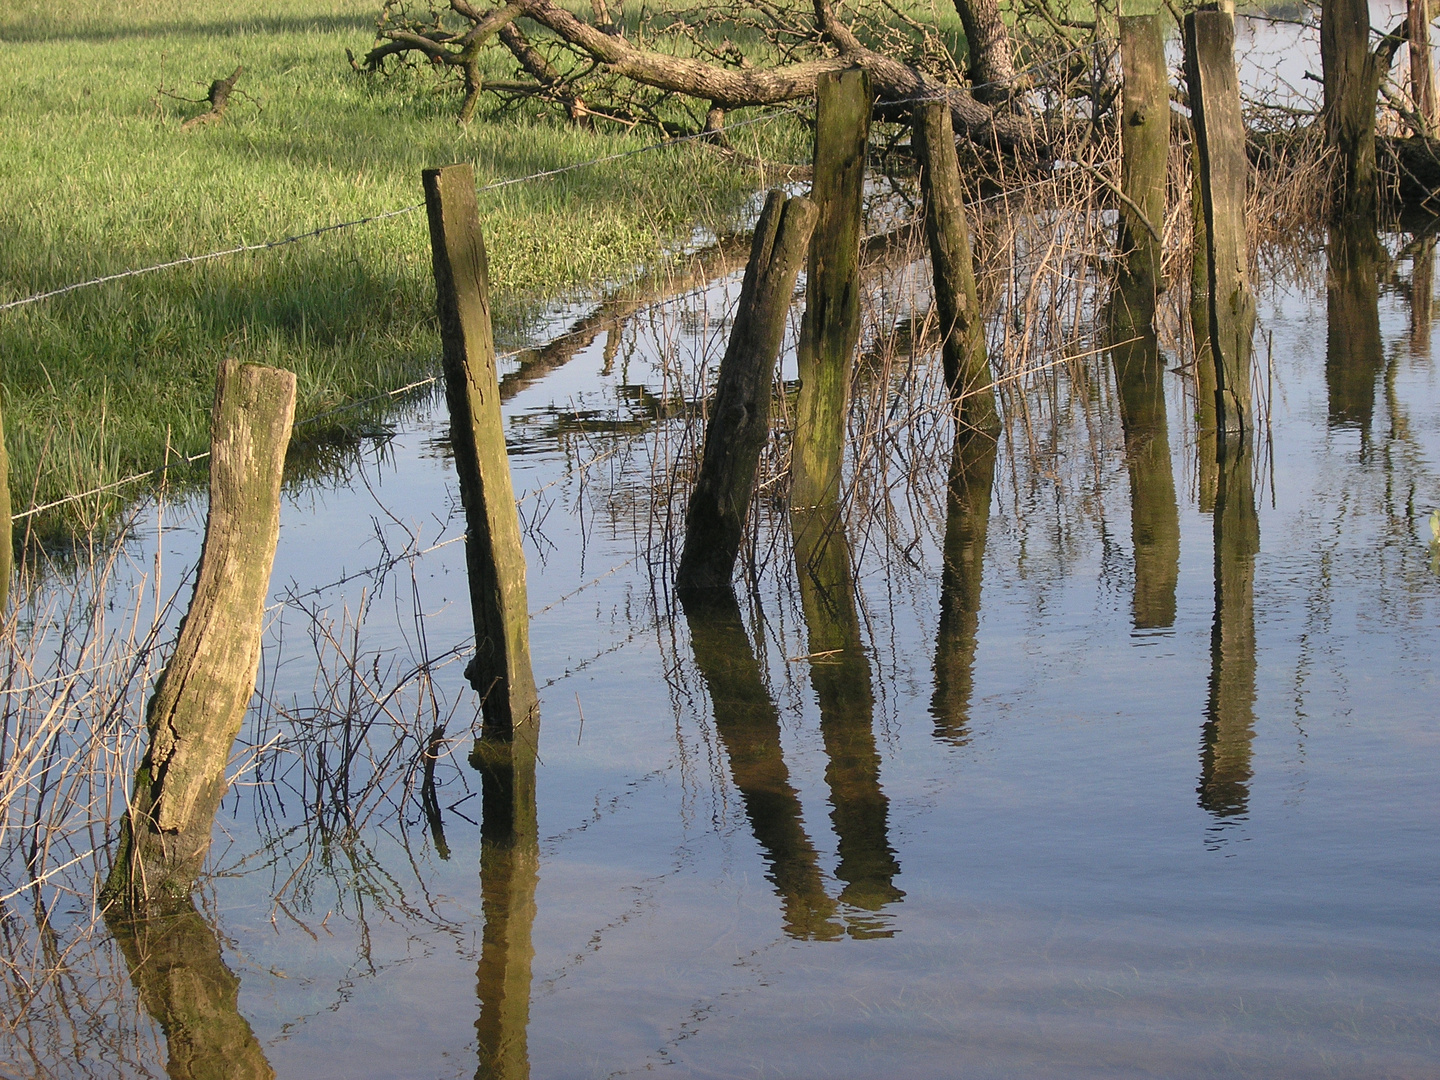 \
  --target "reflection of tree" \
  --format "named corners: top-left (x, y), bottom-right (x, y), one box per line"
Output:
top-left (792, 512), bottom-right (902, 932)
top-left (1111, 312), bottom-right (1180, 630)
top-left (1326, 224), bottom-right (1384, 436)
top-left (472, 738), bottom-right (539, 1080)
top-left (682, 592), bottom-right (842, 940)
top-left (931, 429), bottom-right (997, 744)
top-left (1410, 234), bottom-right (1434, 360)
top-left (1198, 443), bottom-right (1259, 819)
top-left (106, 901), bottom-right (274, 1080)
